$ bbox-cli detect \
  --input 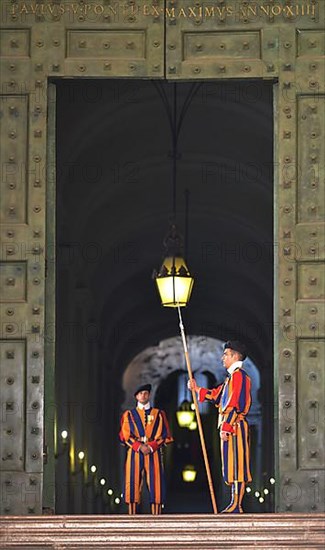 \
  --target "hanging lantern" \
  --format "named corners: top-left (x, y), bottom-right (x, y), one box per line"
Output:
top-left (176, 399), bottom-right (195, 428)
top-left (182, 465), bottom-right (197, 483)
top-left (154, 224), bottom-right (194, 308)
top-left (155, 256), bottom-right (194, 307)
